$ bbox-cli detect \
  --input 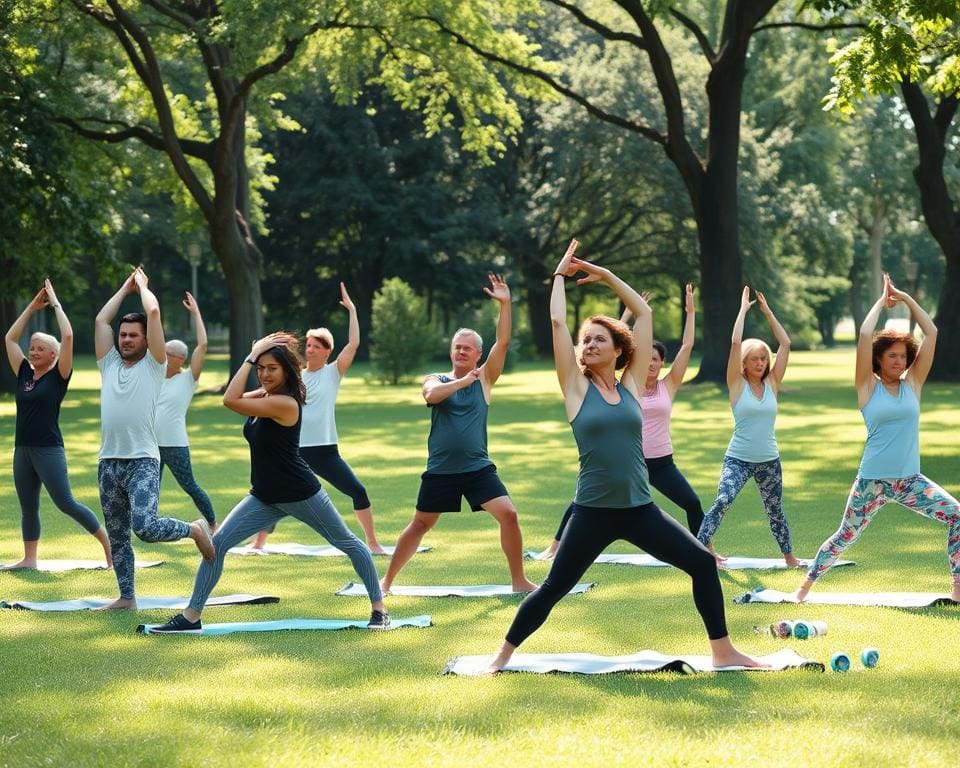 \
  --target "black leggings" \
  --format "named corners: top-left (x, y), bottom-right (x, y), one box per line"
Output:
top-left (554, 454), bottom-right (703, 539)
top-left (507, 502), bottom-right (727, 647)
